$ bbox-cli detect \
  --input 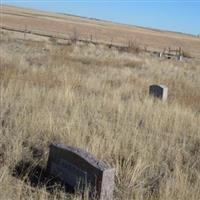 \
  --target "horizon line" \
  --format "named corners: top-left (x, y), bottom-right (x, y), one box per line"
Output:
top-left (1, 3), bottom-right (198, 37)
